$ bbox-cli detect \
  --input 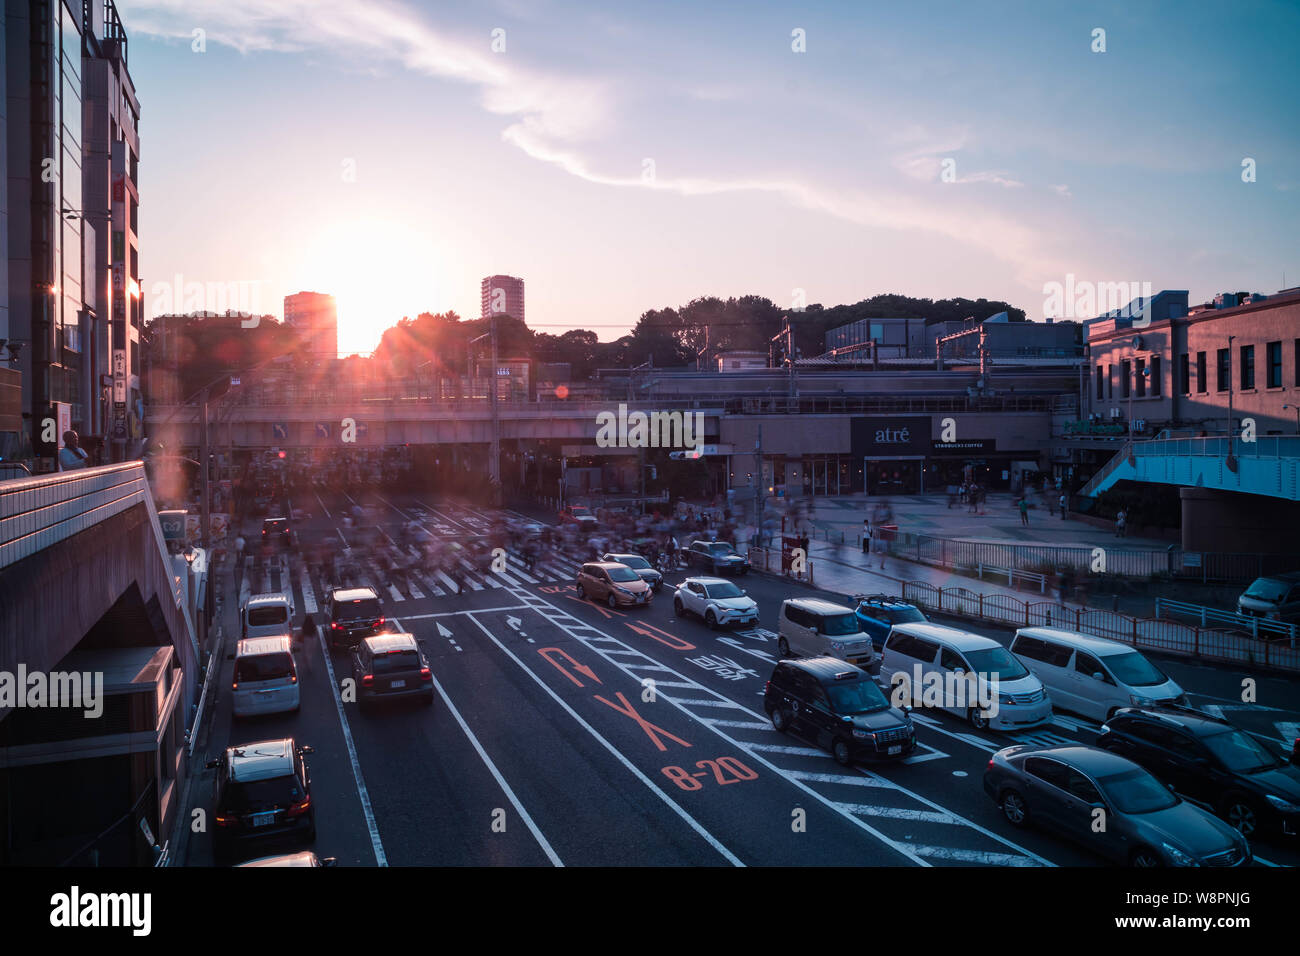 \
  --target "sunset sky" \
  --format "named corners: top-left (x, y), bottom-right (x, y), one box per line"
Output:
top-left (122, 0), bottom-right (1300, 357)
